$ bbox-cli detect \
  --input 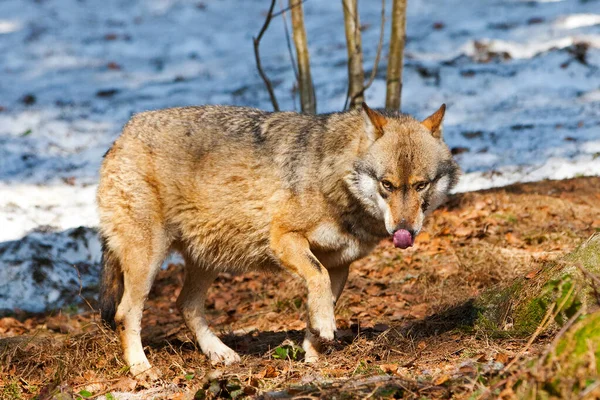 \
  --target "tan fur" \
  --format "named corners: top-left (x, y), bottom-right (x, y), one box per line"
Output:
top-left (97, 104), bottom-right (459, 378)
